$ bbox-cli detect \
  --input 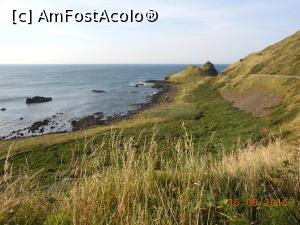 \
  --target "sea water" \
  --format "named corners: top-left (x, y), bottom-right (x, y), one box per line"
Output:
top-left (0, 64), bottom-right (228, 138)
